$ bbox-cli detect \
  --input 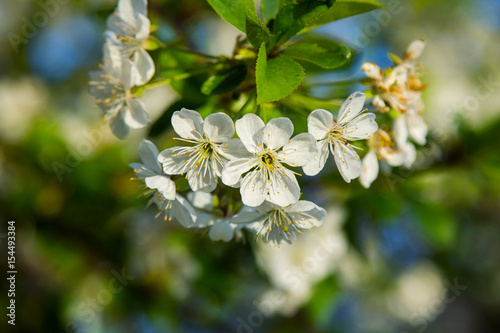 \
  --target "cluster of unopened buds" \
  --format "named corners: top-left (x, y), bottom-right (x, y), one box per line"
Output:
top-left (89, 0), bottom-right (429, 247)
